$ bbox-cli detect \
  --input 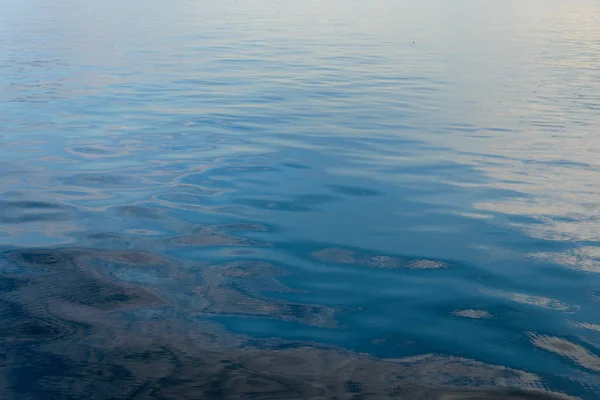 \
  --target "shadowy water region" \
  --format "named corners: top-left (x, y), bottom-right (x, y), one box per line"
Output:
top-left (1, 0), bottom-right (600, 398)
